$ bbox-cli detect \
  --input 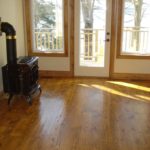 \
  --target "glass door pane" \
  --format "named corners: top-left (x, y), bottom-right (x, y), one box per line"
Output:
top-left (74, 0), bottom-right (111, 77)
top-left (80, 0), bottom-right (106, 67)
